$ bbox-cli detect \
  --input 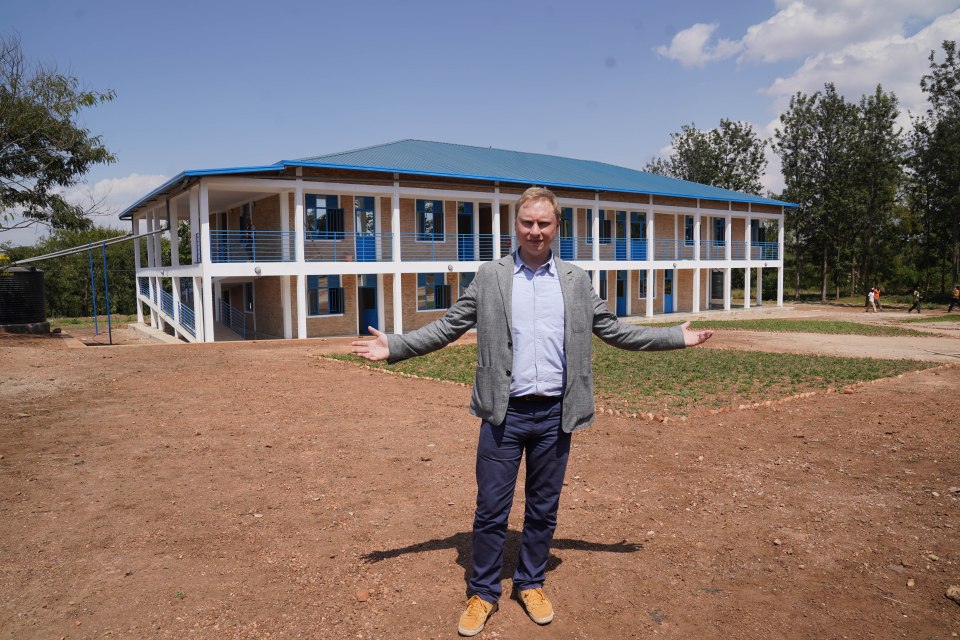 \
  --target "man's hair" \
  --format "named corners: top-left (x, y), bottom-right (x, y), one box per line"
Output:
top-left (516, 186), bottom-right (561, 221)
